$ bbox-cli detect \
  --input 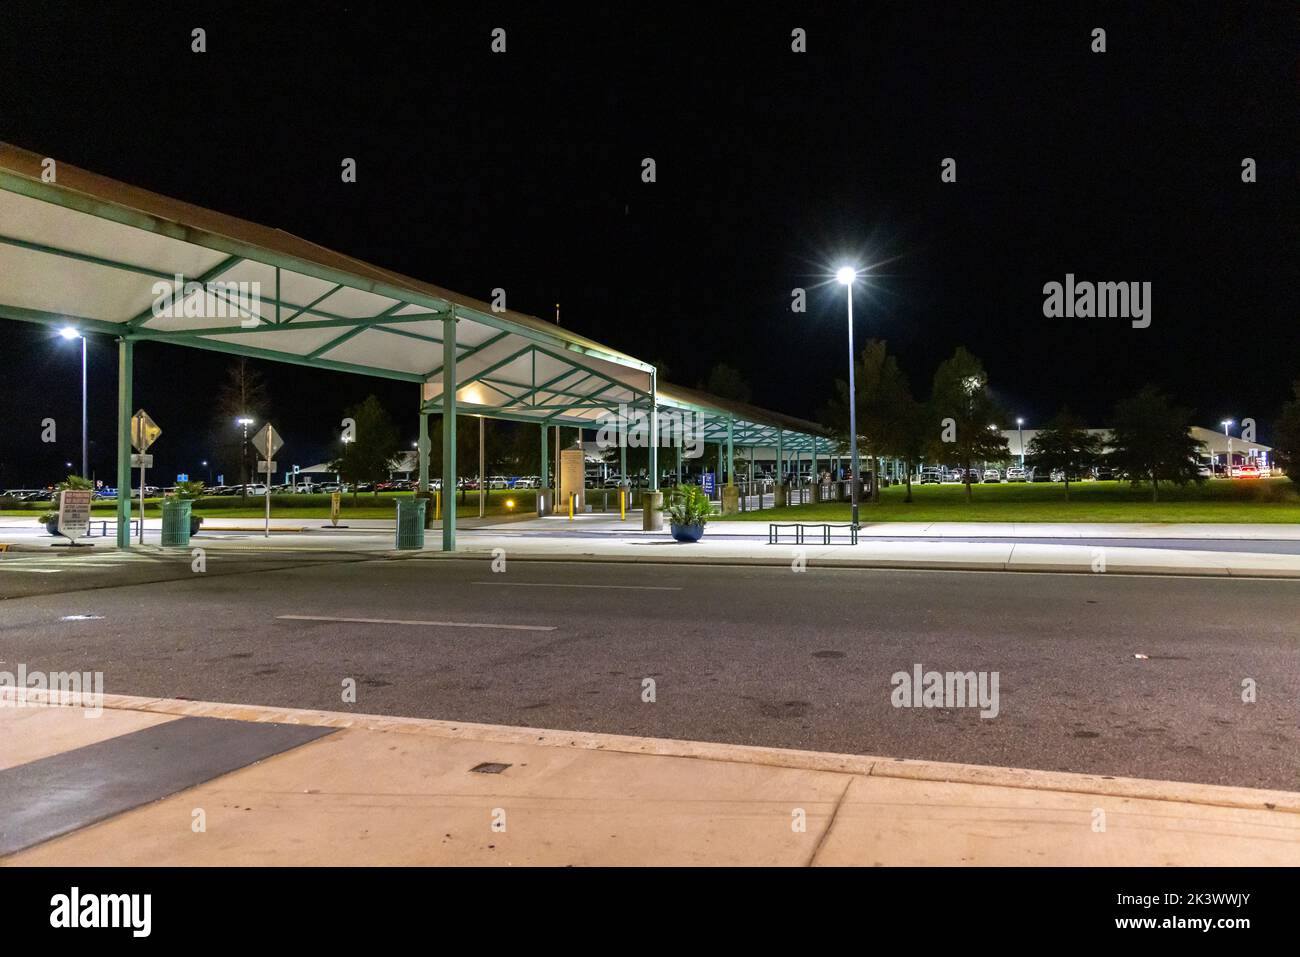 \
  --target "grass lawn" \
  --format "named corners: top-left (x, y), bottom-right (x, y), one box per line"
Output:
top-left (728, 478), bottom-right (1300, 524)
